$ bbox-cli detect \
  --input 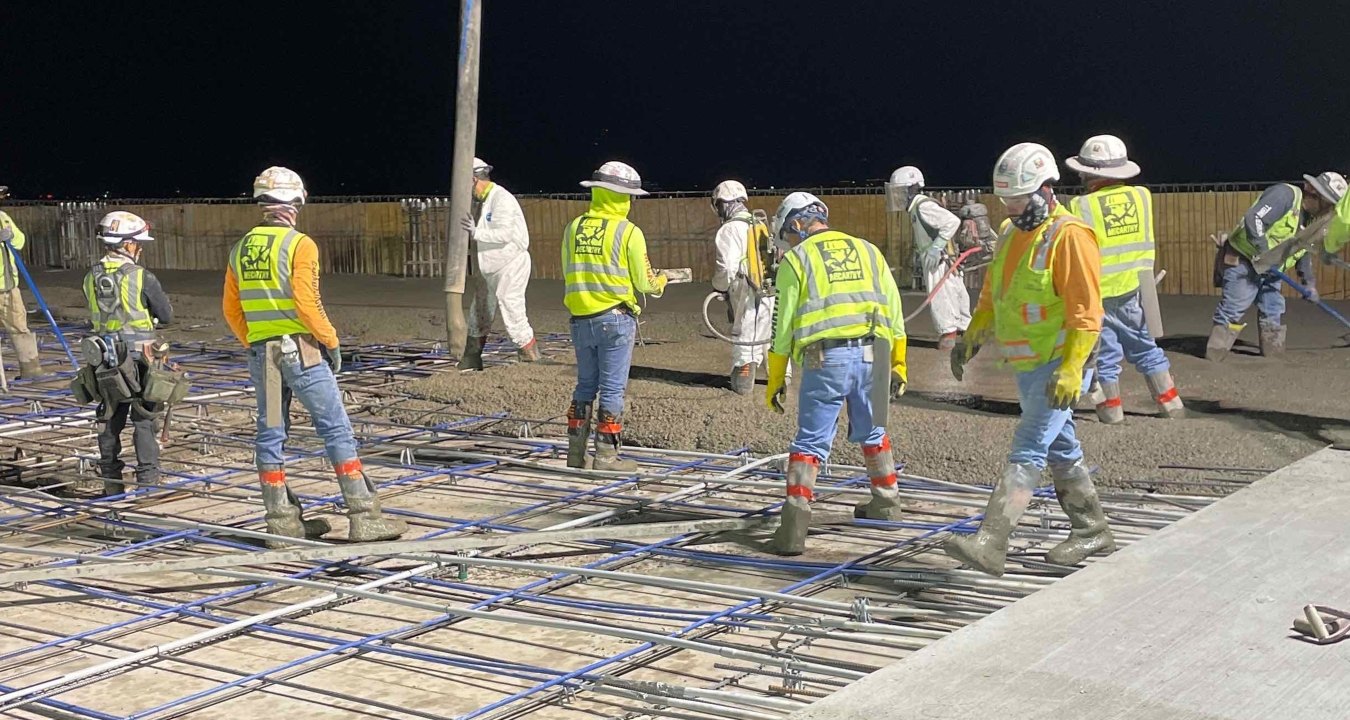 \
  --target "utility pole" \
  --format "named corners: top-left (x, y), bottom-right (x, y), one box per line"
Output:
top-left (444, 0), bottom-right (481, 358)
